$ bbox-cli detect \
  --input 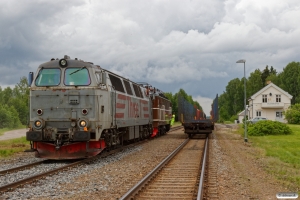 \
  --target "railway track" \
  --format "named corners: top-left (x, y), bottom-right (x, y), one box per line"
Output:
top-left (120, 134), bottom-right (209, 200)
top-left (0, 160), bottom-right (47, 175)
top-left (0, 126), bottom-right (182, 194)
